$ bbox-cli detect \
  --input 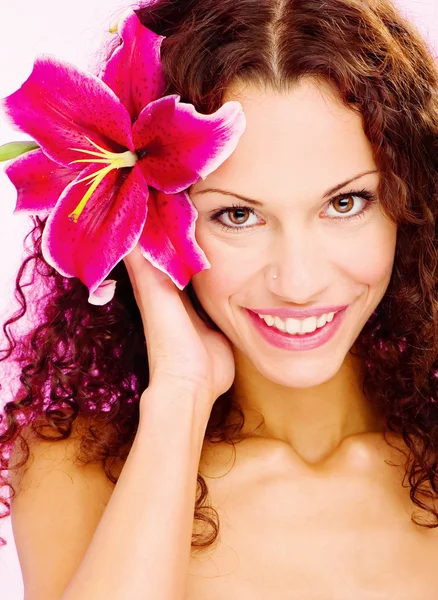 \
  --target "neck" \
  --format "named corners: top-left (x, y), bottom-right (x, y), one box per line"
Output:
top-left (230, 349), bottom-right (385, 466)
